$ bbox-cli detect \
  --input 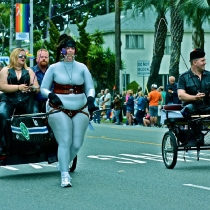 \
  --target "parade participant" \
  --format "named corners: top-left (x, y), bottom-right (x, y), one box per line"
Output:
top-left (178, 48), bottom-right (210, 146)
top-left (178, 48), bottom-right (210, 117)
top-left (0, 48), bottom-right (39, 153)
top-left (32, 49), bottom-right (50, 112)
top-left (41, 34), bottom-right (95, 188)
